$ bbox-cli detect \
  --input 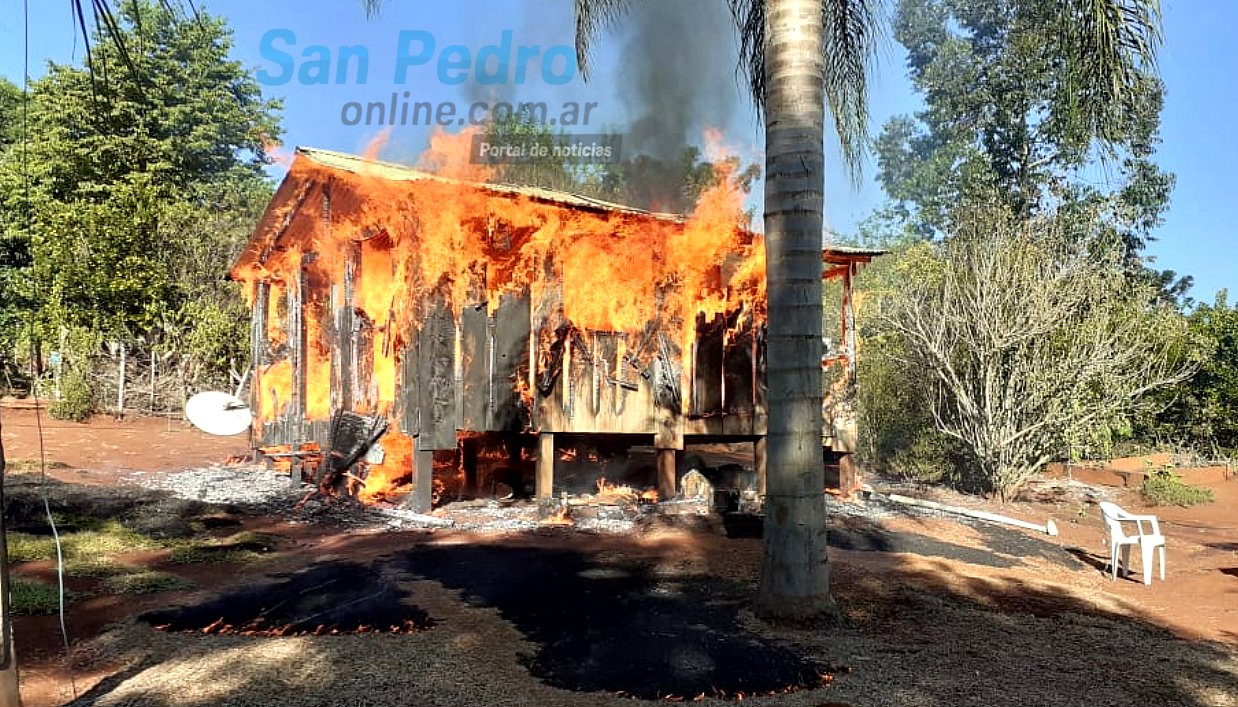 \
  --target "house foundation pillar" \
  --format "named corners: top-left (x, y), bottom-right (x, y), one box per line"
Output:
top-left (536, 432), bottom-right (555, 500)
